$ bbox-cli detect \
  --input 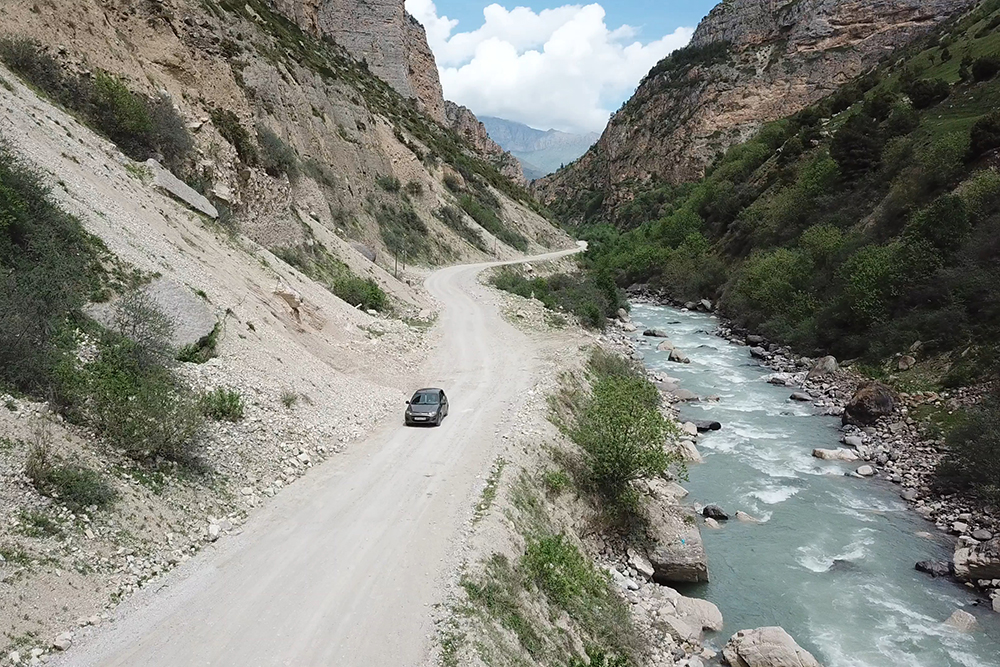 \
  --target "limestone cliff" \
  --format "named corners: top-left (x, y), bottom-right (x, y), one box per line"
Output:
top-left (445, 102), bottom-right (527, 186)
top-left (537, 0), bottom-right (976, 214)
top-left (273, 0), bottom-right (447, 124)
